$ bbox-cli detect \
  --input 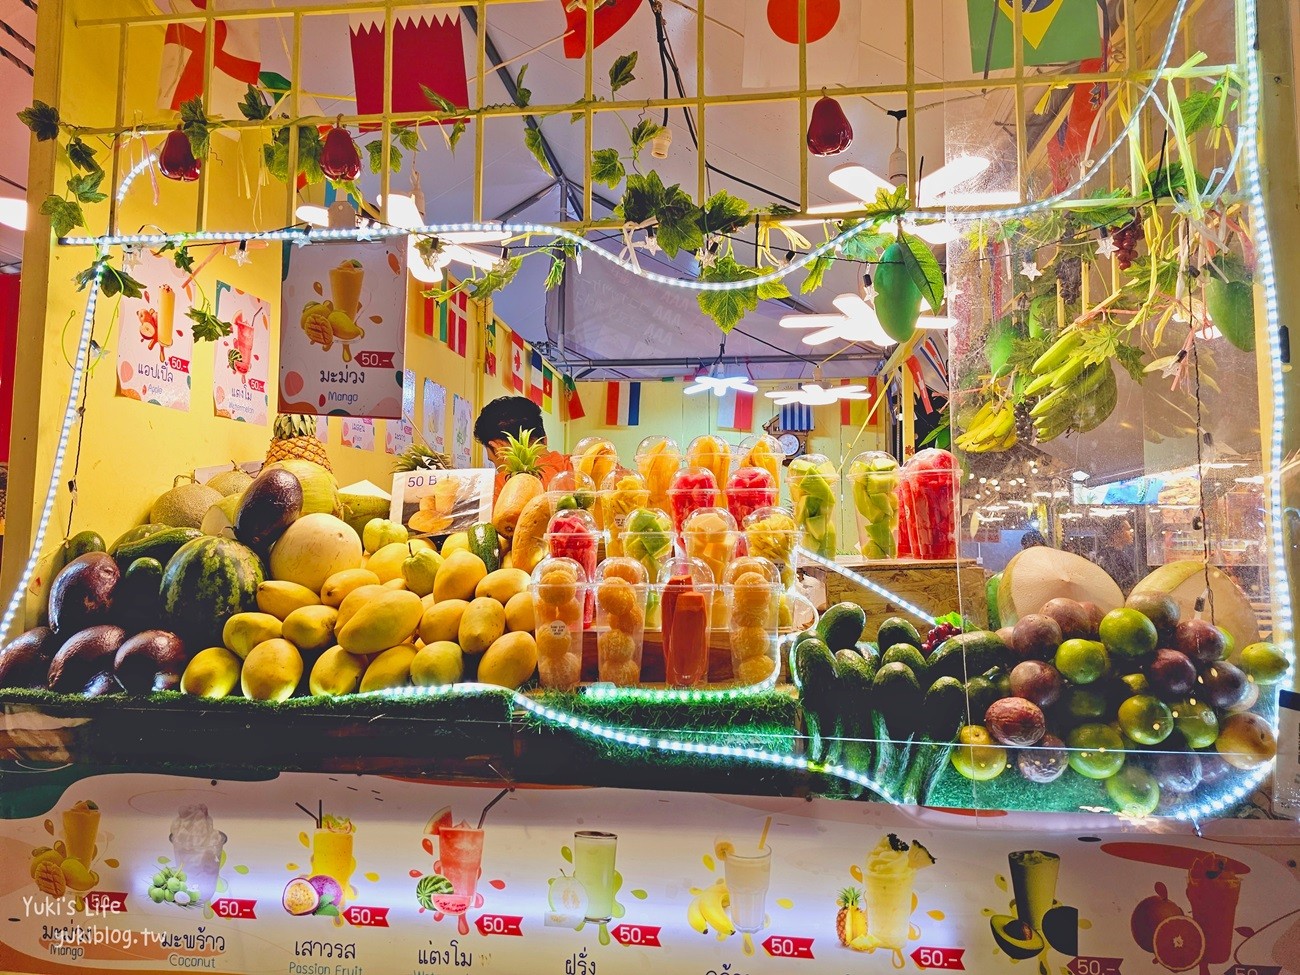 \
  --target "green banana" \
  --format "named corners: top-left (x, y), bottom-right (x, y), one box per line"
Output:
top-left (1024, 353), bottom-right (1090, 396)
top-left (1030, 330), bottom-right (1085, 375)
top-left (1029, 385), bottom-right (1074, 418)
